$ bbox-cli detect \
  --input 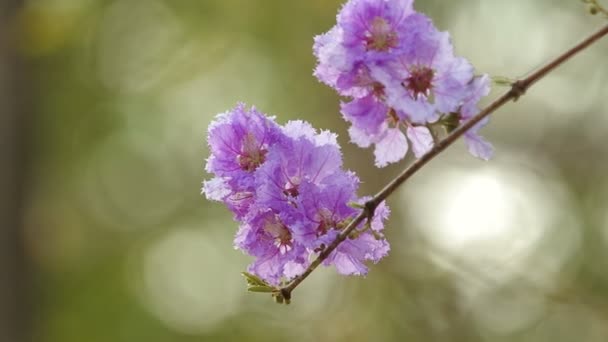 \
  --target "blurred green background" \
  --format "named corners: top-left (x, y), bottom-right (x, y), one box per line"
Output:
top-left (1, 0), bottom-right (608, 341)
